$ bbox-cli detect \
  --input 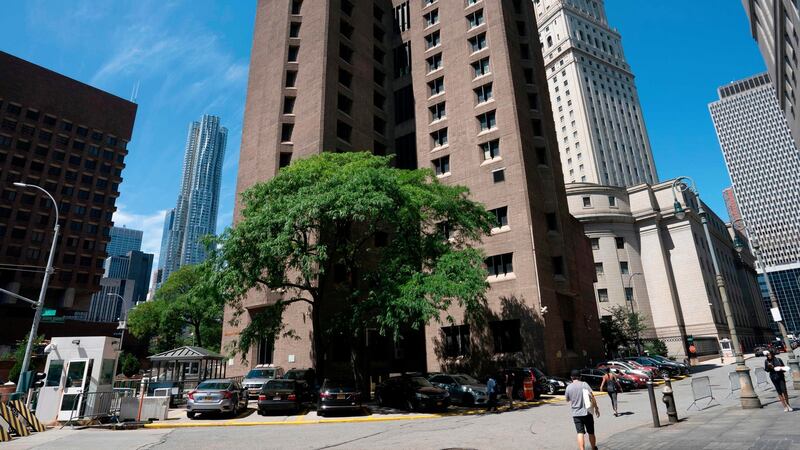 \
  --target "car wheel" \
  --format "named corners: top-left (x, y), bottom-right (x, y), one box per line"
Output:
top-left (187, 411), bottom-right (195, 419)
top-left (376, 393), bottom-right (385, 407)
top-left (464, 394), bottom-right (475, 407)
top-left (257, 409), bottom-right (265, 416)
top-left (318, 410), bottom-right (326, 418)
top-left (405, 399), bottom-right (415, 411)
top-left (546, 384), bottom-right (556, 395)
